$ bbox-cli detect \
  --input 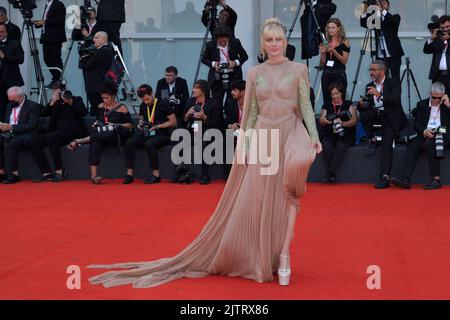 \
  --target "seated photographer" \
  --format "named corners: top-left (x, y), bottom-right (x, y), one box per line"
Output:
top-left (319, 83), bottom-right (357, 183)
top-left (360, 0), bottom-right (404, 80)
top-left (175, 80), bottom-right (223, 185)
top-left (201, 25), bottom-right (248, 106)
top-left (424, 15), bottom-right (450, 94)
top-left (29, 82), bottom-right (88, 183)
top-left (391, 82), bottom-right (450, 190)
top-left (155, 66), bottom-right (189, 126)
top-left (202, 0), bottom-right (237, 39)
top-left (123, 84), bottom-right (177, 185)
top-left (0, 87), bottom-right (41, 184)
top-left (67, 81), bottom-right (133, 185)
top-left (359, 60), bottom-right (408, 189)
top-left (80, 31), bottom-right (114, 116)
